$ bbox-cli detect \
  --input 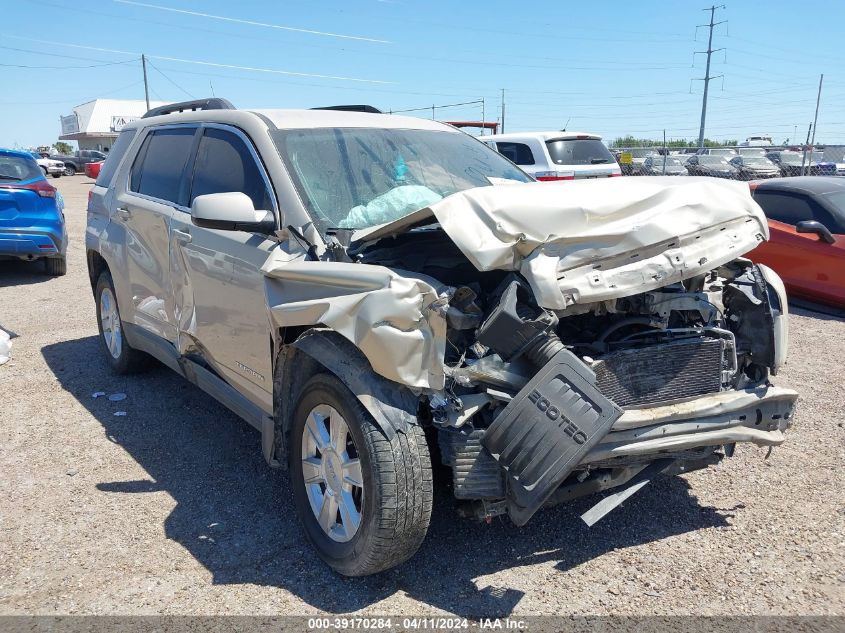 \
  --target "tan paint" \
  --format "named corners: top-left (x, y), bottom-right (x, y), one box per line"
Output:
top-left (354, 177), bottom-right (769, 311)
top-left (262, 259), bottom-right (448, 390)
top-left (266, 178), bottom-right (771, 391)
